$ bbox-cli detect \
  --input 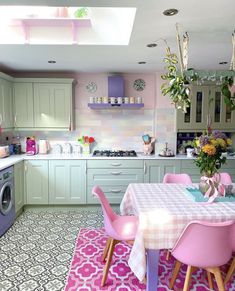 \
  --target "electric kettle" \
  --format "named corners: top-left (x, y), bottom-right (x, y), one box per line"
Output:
top-left (39, 140), bottom-right (49, 154)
